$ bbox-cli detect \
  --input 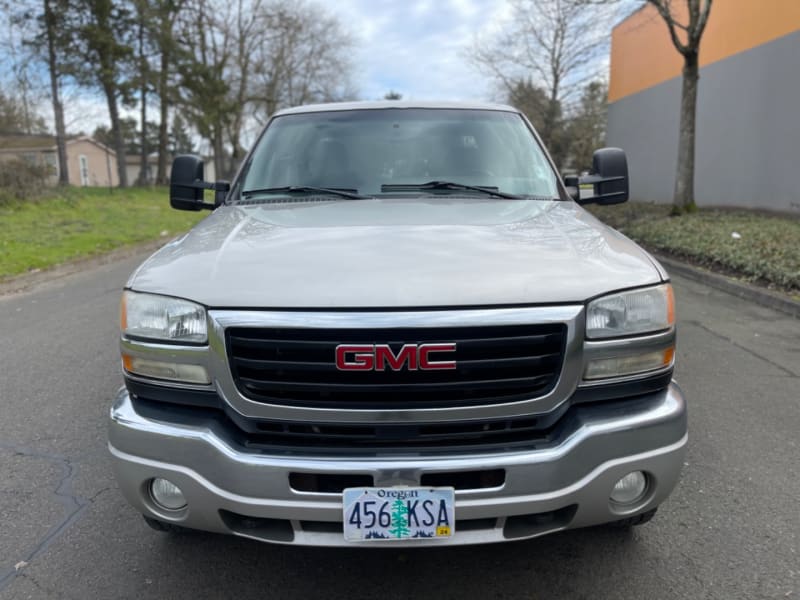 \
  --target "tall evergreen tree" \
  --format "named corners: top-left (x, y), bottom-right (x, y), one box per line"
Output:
top-left (567, 81), bottom-right (608, 172)
top-left (169, 114), bottom-right (195, 155)
top-left (43, 0), bottom-right (70, 184)
top-left (60, 0), bottom-right (135, 187)
top-left (148, 0), bottom-right (184, 184)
